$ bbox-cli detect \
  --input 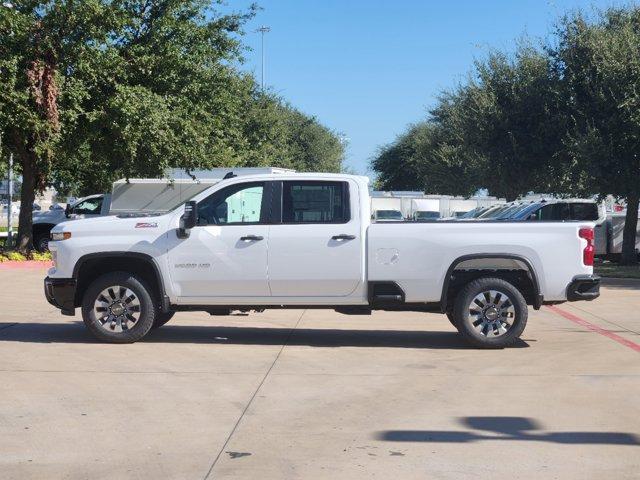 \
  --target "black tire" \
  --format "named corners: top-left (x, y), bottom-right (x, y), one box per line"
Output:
top-left (153, 311), bottom-right (175, 329)
top-left (446, 310), bottom-right (457, 328)
top-left (81, 271), bottom-right (156, 343)
top-left (453, 277), bottom-right (528, 349)
top-left (34, 234), bottom-right (50, 253)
